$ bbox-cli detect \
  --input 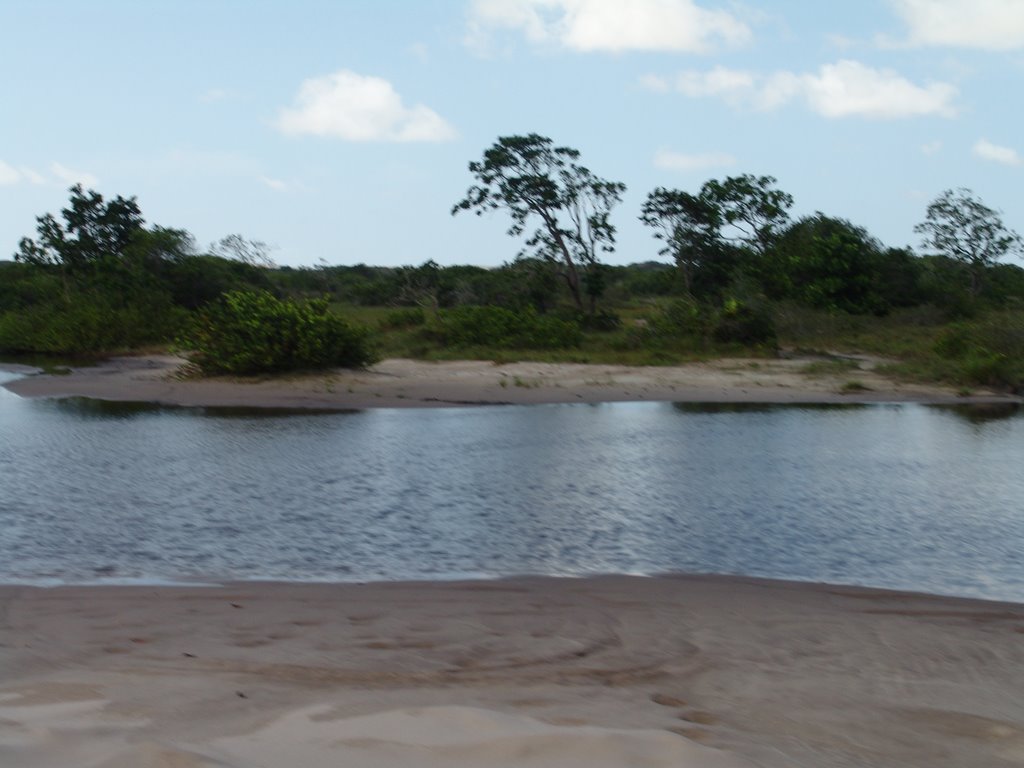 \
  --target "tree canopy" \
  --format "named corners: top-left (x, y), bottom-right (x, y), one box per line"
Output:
top-left (452, 134), bottom-right (625, 311)
top-left (915, 188), bottom-right (1022, 296)
top-left (15, 184), bottom-right (145, 274)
